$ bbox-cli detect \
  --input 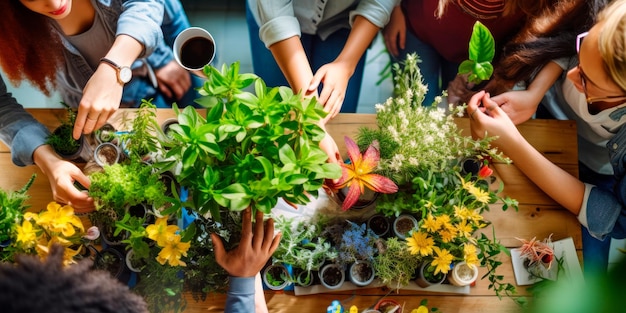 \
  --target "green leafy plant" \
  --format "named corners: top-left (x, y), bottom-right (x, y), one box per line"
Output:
top-left (272, 215), bottom-right (336, 278)
top-left (46, 102), bottom-right (81, 157)
top-left (0, 174), bottom-right (35, 246)
top-left (458, 21), bottom-right (496, 85)
top-left (373, 237), bottom-right (419, 289)
top-left (156, 61), bottom-right (342, 219)
top-left (116, 99), bottom-right (162, 160)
